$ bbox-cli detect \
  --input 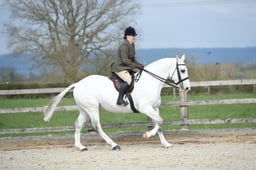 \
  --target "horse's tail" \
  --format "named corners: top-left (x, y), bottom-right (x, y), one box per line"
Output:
top-left (43, 83), bottom-right (77, 122)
